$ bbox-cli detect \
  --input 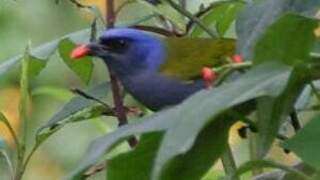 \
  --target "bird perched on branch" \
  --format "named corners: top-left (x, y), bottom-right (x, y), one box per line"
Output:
top-left (71, 28), bottom-right (235, 111)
